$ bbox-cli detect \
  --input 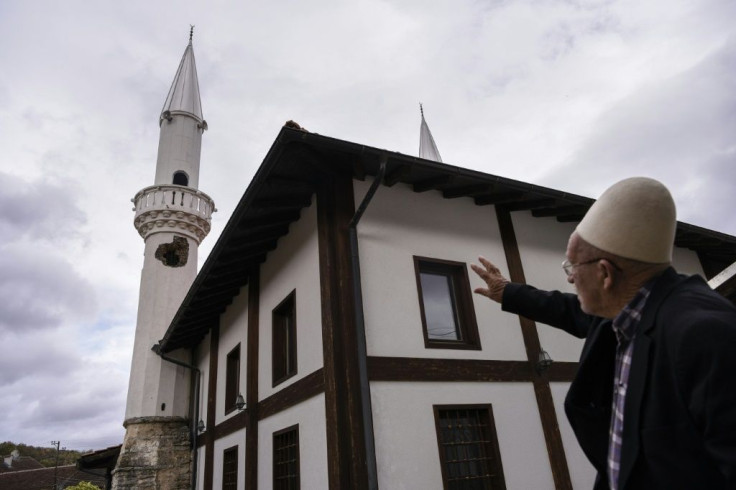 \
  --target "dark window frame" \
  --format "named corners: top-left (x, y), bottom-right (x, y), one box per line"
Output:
top-left (224, 344), bottom-right (240, 415)
top-left (273, 424), bottom-right (300, 490)
top-left (413, 256), bottom-right (481, 350)
top-left (433, 404), bottom-right (506, 490)
top-left (222, 444), bottom-right (238, 490)
top-left (272, 290), bottom-right (297, 387)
